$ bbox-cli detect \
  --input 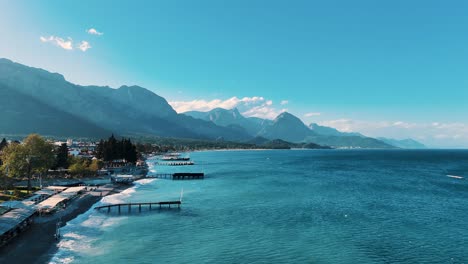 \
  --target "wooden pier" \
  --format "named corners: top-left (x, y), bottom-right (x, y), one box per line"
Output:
top-left (155, 161), bottom-right (194, 166)
top-left (95, 201), bottom-right (181, 213)
top-left (147, 172), bottom-right (204, 180)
